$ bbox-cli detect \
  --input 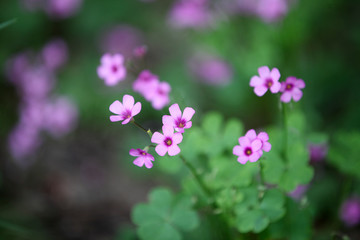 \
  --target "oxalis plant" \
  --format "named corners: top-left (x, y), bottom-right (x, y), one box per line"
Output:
top-left (102, 53), bottom-right (313, 239)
